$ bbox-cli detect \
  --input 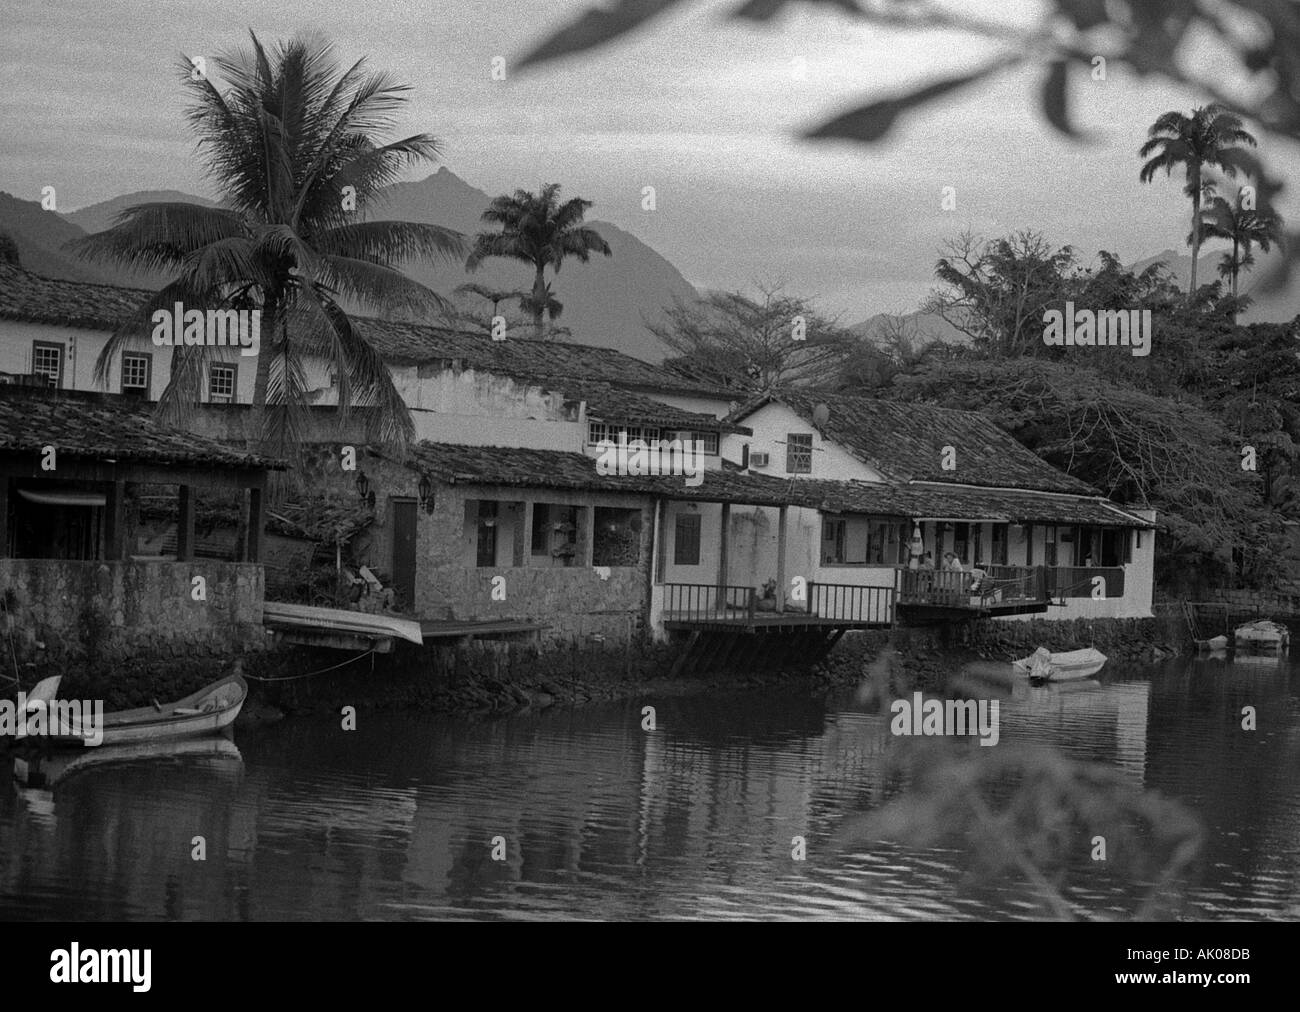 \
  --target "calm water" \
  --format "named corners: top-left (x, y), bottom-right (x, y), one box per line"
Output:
top-left (2, 655), bottom-right (1298, 921)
